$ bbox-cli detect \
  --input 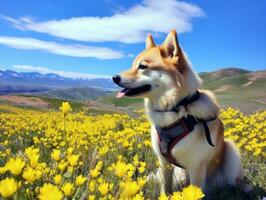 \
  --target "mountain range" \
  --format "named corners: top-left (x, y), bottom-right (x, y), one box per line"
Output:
top-left (0, 70), bottom-right (117, 95)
